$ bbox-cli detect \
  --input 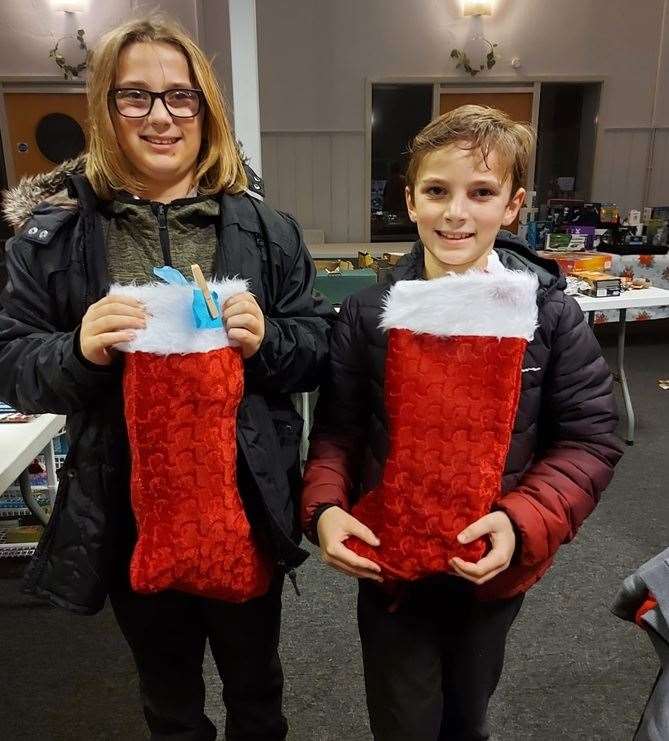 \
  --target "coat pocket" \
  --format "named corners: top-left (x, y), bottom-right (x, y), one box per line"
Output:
top-left (271, 406), bottom-right (304, 472)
